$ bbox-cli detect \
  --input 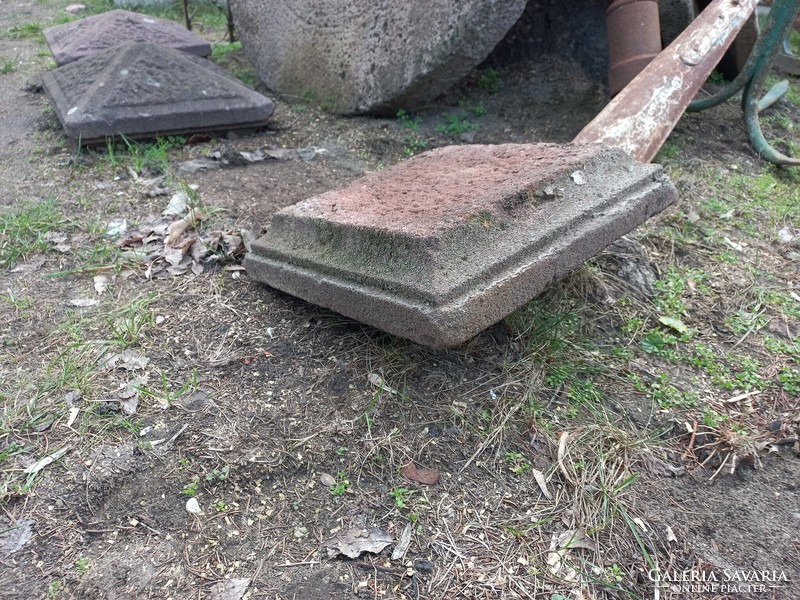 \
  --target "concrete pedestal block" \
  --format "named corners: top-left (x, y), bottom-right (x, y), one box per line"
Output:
top-left (245, 143), bottom-right (677, 348)
top-left (229, 0), bottom-right (526, 114)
